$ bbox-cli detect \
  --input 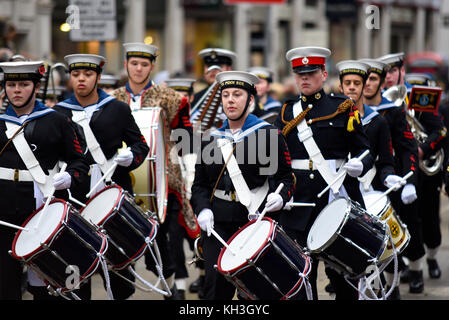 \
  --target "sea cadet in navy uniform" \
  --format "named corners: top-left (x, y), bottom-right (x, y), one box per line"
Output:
top-left (53, 54), bottom-right (150, 300)
top-left (0, 61), bottom-right (89, 299)
top-left (190, 71), bottom-right (295, 300)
